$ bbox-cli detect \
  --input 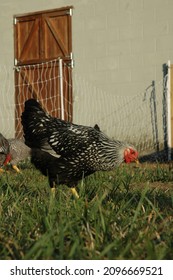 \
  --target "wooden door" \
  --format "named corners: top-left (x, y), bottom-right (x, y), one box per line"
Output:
top-left (14, 7), bottom-right (73, 138)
